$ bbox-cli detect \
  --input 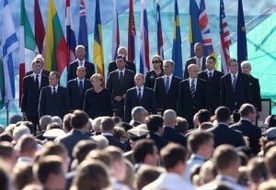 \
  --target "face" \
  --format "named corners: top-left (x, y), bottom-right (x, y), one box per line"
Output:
top-left (151, 57), bottom-right (162, 70)
top-left (228, 61), bottom-right (239, 74)
top-left (116, 57), bottom-right (126, 70)
top-left (206, 58), bottom-right (215, 71)
top-left (134, 74), bottom-right (145, 87)
top-left (241, 64), bottom-right (251, 75)
top-left (49, 73), bottom-right (59, 86)
top-left (76, 66), bottom-right (86, 78)
top-left (249, 110), bottom-right (257, 123)
top-left (163, 61), bottom-right (174, 75)
top-left (118, 48), bottom-right (127, 57)
top-left (194, 43), bottom-right (203, 58)
top-left (91, 77), bottom-right (102, 88)
top-left (32, 61), bottom-right (42, 74)
top-left (75, 47), bottom-right (86, 61)
top-left (188, 65), bottom-right (199, 79)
